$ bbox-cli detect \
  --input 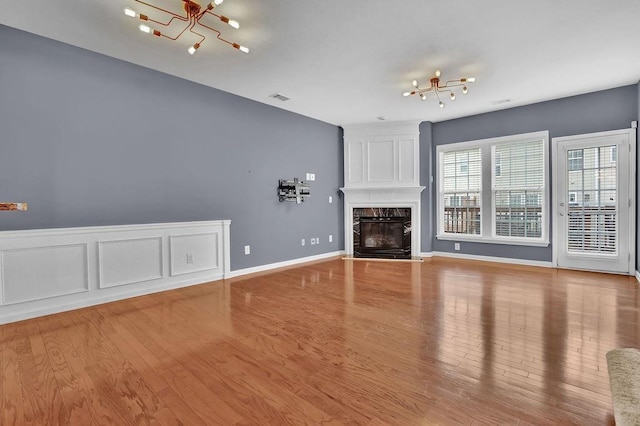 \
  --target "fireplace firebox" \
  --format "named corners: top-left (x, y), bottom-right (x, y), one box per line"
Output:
top-left (353, 208), bottom-right (411, 259)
